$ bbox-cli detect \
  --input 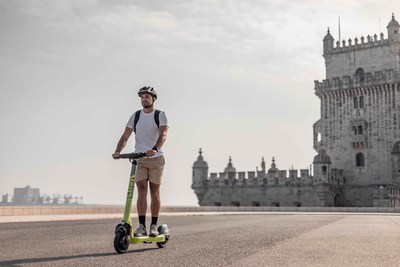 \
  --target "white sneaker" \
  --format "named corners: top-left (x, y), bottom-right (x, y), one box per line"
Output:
top-left (149, 224), bottom-right (159, 237)
top-left (134, 224), bottom-right (147, 237)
